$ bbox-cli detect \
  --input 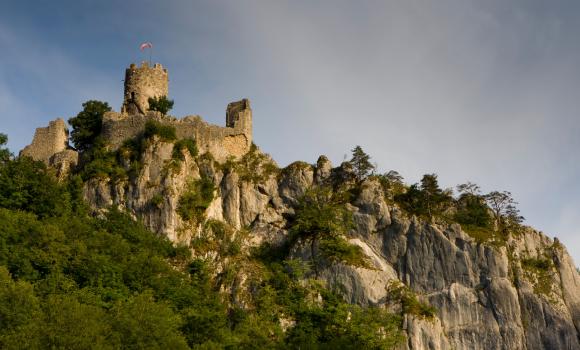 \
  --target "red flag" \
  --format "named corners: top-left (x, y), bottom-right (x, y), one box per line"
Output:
top-left (140, 42), bottom-right (153, 51)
